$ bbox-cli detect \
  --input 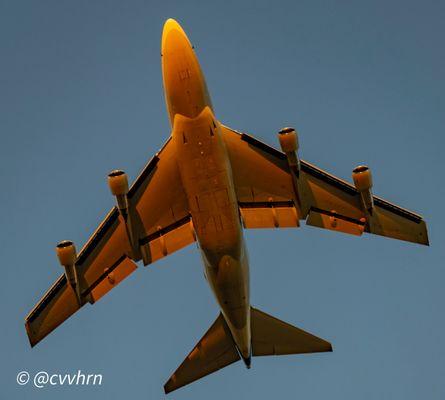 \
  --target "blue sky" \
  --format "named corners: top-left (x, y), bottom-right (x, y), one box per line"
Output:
top-left (1, 1), bottom-right (444, 399)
